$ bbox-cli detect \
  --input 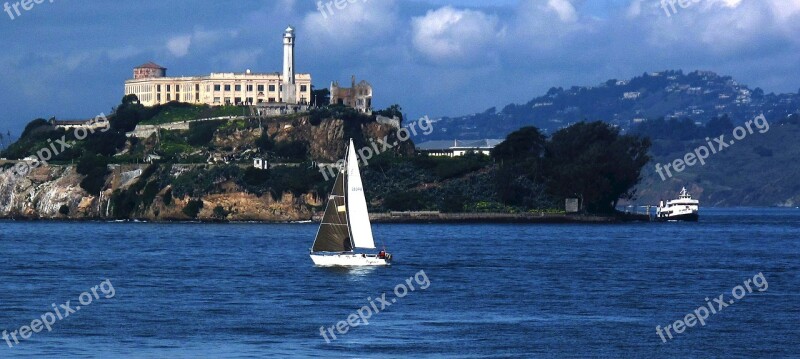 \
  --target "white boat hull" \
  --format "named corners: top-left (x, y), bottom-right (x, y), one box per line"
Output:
top-left (310, 253), bottom-right (391, 267)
